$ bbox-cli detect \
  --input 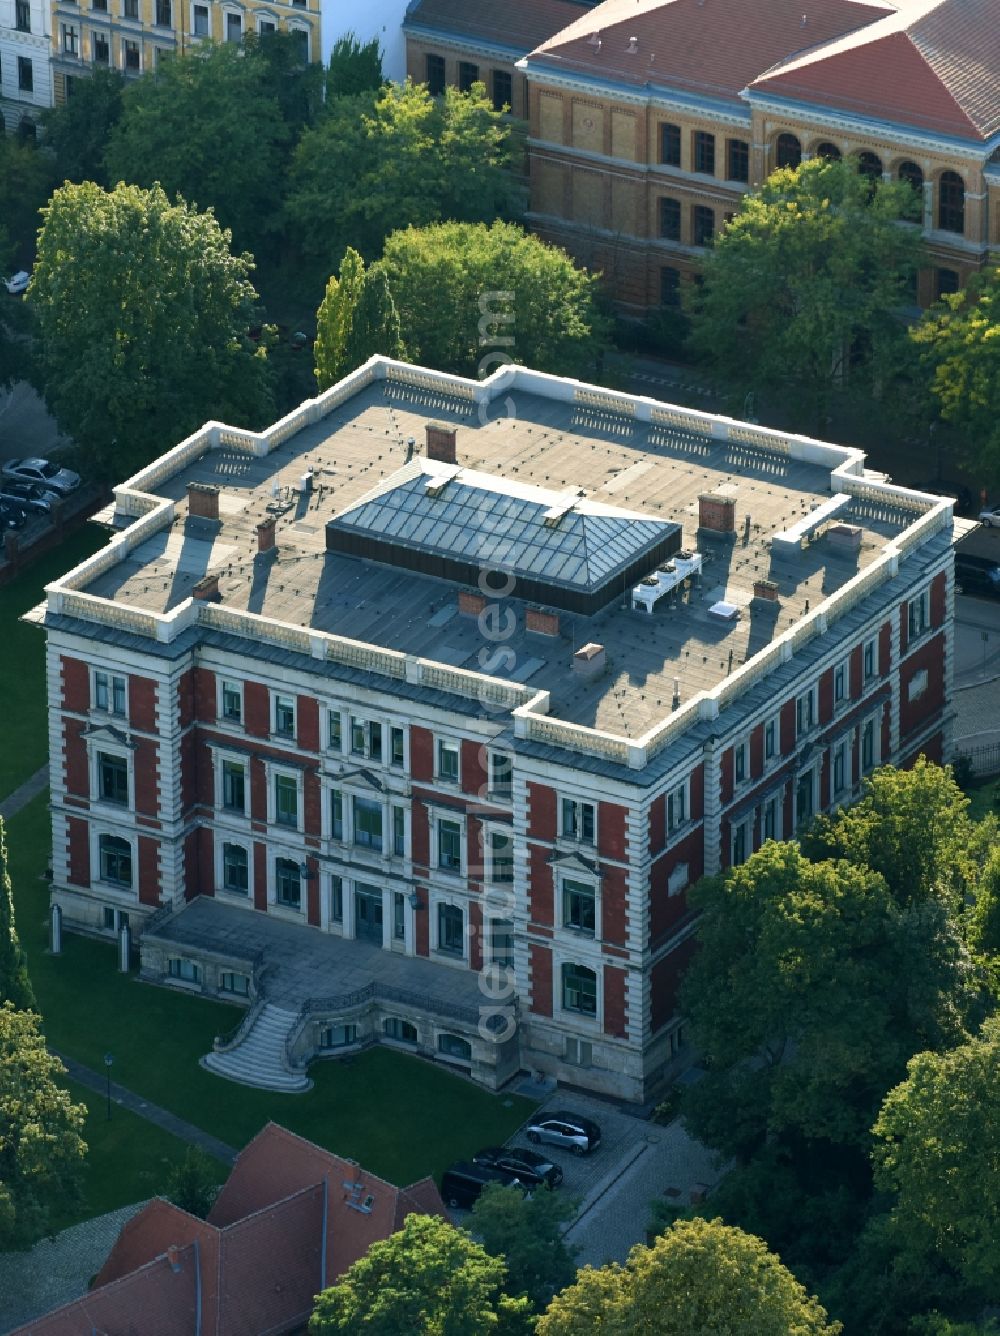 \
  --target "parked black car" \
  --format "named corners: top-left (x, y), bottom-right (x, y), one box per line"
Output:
top-left (473, 1146), bottom-right (563, 1189)
top-left (0, 480), bottom-right (56, 514)
top-left (955, 553), bottom-right (1000, 601)
top-left (441, 1161), bottom-right (528, 1210)
top-left (524, 1111), bottom-right (602, 1156)
top-left (0, 500), bottom-right (27, 530)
